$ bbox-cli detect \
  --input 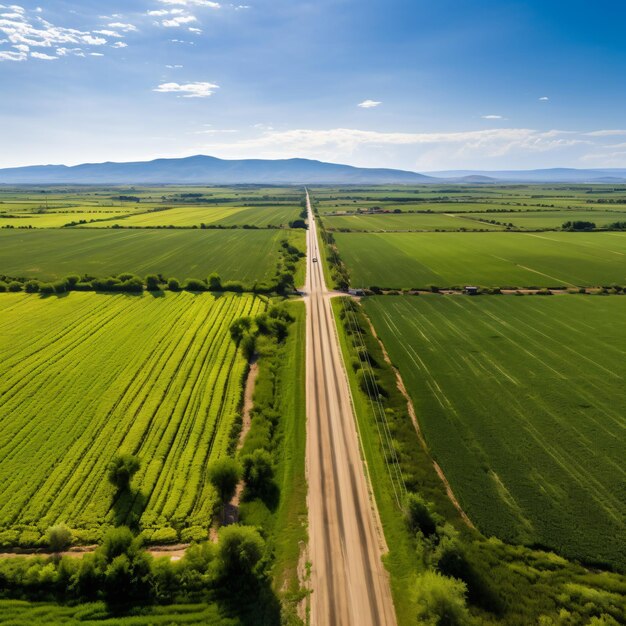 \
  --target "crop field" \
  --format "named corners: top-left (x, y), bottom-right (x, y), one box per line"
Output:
top-left (464, 209), bottom-right (626, 229)
top-left (0, 228), bottom-right (304, 284)
top-left (334, 231), bottom-right (626, 288)
top-left (0, 186), bottom-right (304, 231)
top-left (311, 185), bottom-right (626, 220)
top-left (91, 204), bottom-right (301, 228)
top-left (0, 211), bottom-right (131, 228)
top-left (363, 295), bottom-right (626, 570)
top-left (0, 292), bottom-right (264, 544)
top-left (322, 212), bottom-right (504, 231)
